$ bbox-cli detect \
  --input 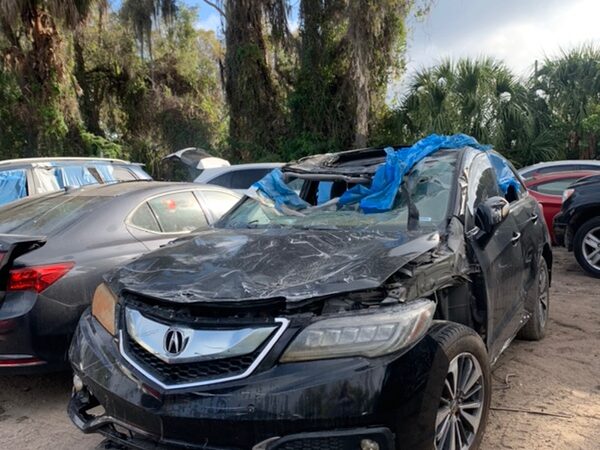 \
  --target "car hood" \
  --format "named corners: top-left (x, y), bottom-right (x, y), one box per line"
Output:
top-left (110, 227), bottom-right (441, 305)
